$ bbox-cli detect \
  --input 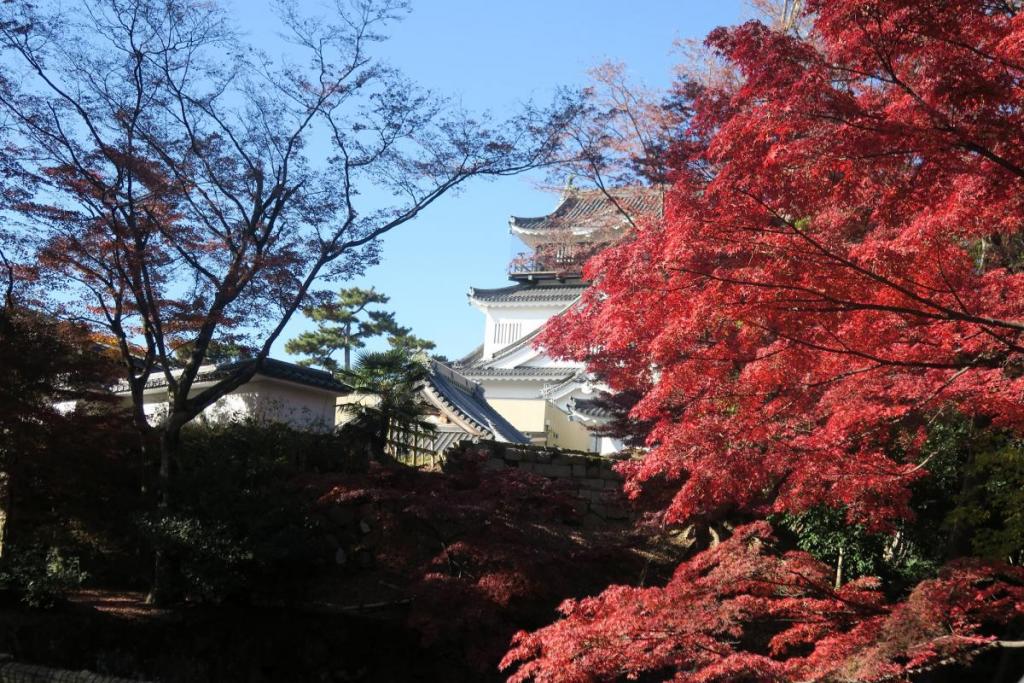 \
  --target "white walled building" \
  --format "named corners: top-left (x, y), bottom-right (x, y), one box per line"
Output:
top-left (455, 186), bottom-right (663, 454)
top-left (121, 358), bottom-right (350, 432)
